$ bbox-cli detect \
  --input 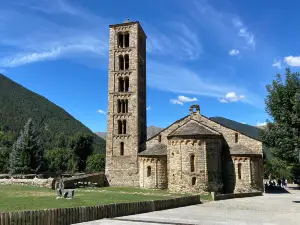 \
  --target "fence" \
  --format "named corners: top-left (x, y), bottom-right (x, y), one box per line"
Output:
top-left (0, 195), bottom-right (200, 225)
